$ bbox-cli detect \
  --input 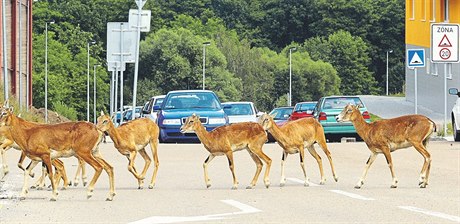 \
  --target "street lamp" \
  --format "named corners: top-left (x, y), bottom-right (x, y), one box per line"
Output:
top-left (289, 47), bottom-right (296, 106)
top-left (386, 50), bottom-right (393, 96)
top-left (93, 64), bottom-right (100, 123)
top-left (45, 20), bottom-right (55, 123)
top-left (202, 41), bottom-right (211, 90)
top-left (87, 40), bottom-right (96, 122)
